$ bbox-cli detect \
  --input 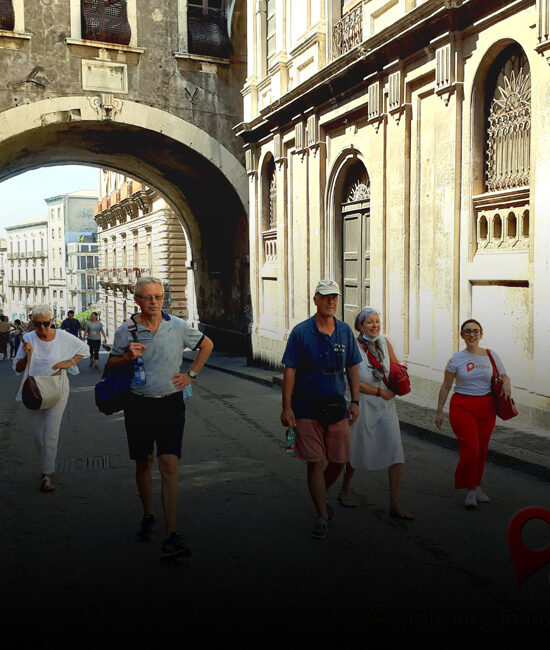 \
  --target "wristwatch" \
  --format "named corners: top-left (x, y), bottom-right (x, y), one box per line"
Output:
top-left (351, 400), bottom-right (359, 405)
top-left (187, 369), bottom-right (198, 380)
